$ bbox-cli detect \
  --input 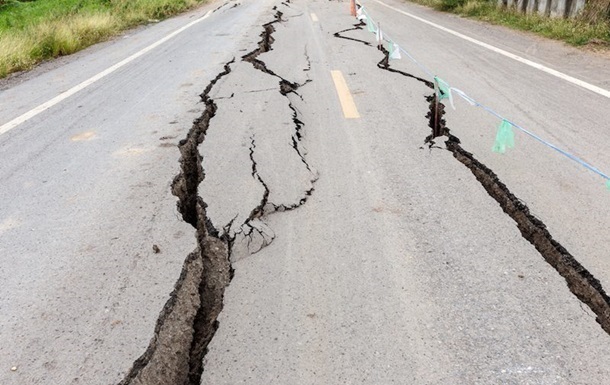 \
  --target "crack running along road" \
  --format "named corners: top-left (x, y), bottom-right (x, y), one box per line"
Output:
top-left (335, 15), bottom-right (610, 339)
top-left (119, 6), bottom-right (317, 383)
top-left (201, 1), bottom-right (610, 383)
top-left (2, 0), bottom-right (610, 384)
